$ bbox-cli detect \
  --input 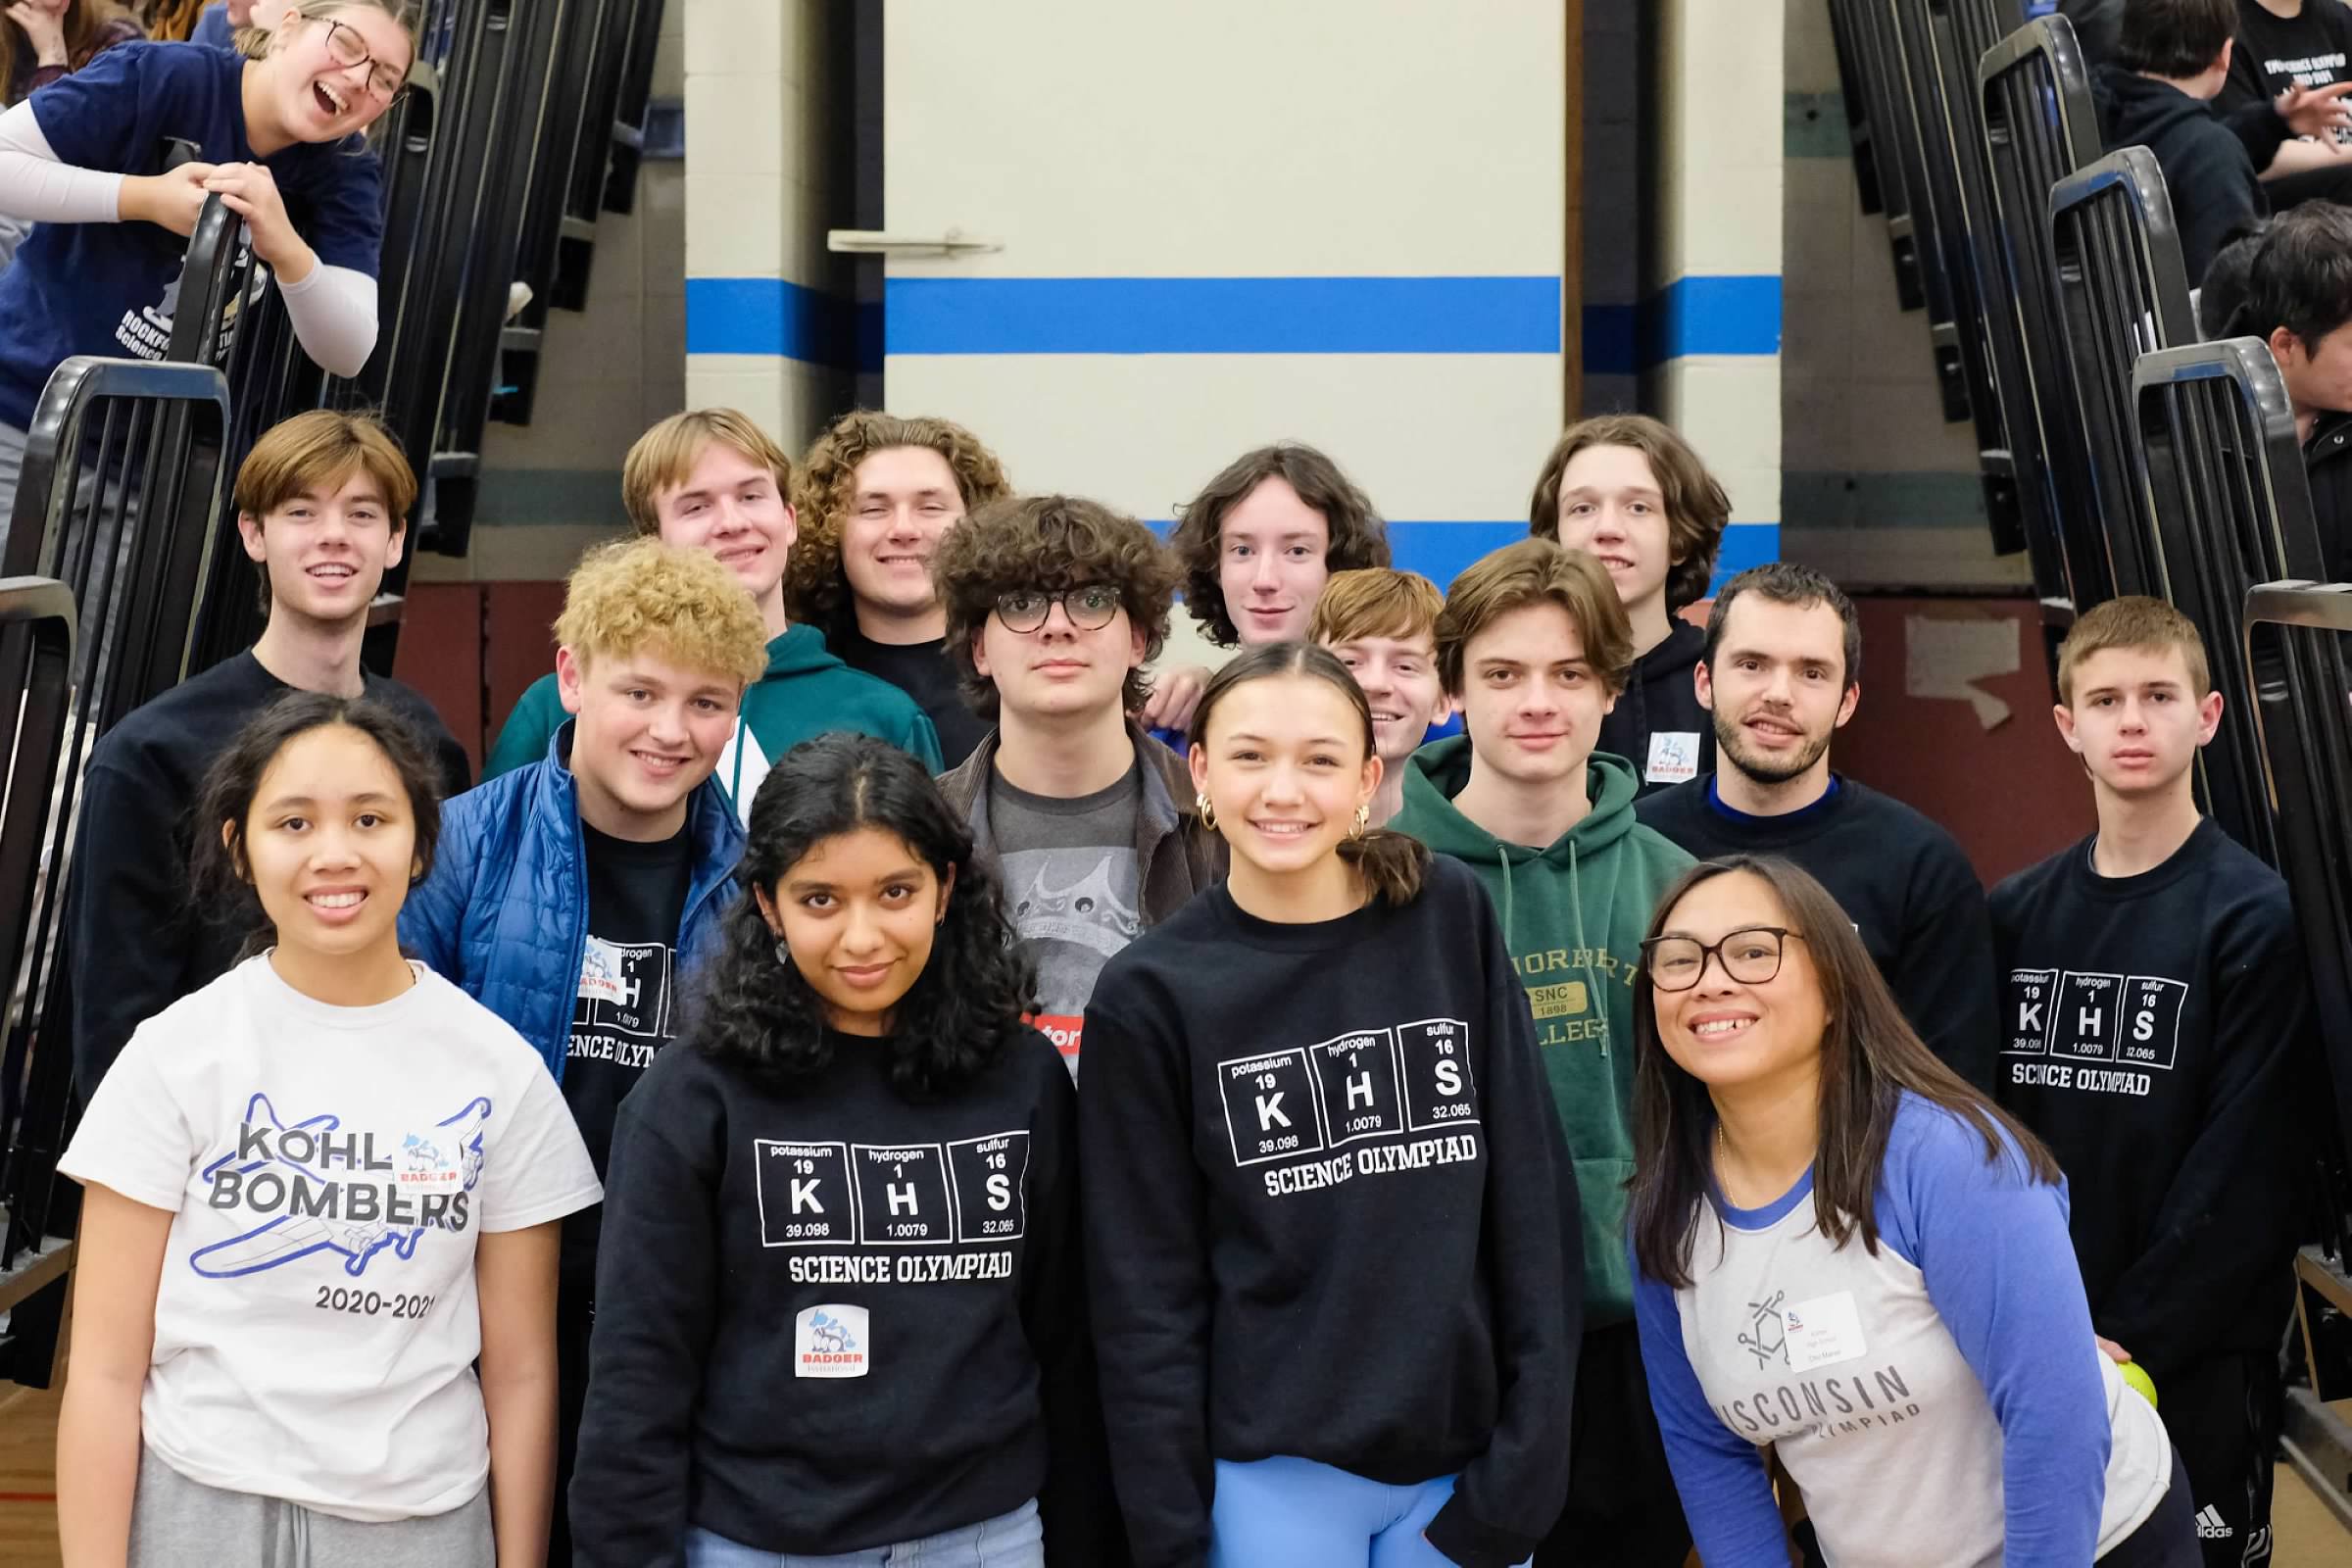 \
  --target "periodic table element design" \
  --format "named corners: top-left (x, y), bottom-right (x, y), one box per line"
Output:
top-left (2114, 975), bottom-right (2186, 1071)
top-left (1216, 1048), bottom-right (1327, 1167)
top-left (754, 1140), bottom-right (855, 1247)
top-left (946, 1131), bottom-right (1032, 1243)
top-left (2052, 970), bottom-right (2129, 1063)
top-left (579, 937), bottom-right (672, 1039)
top-left (851, 1143), bottom-right (956, 1246)
top-left (1303, 1028), bottom-right (1406, 1148)
top-left (2003, 967), bottom-right (2059, 1056)
top-left (1396, 1017), bottom-right (1480, 1132)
